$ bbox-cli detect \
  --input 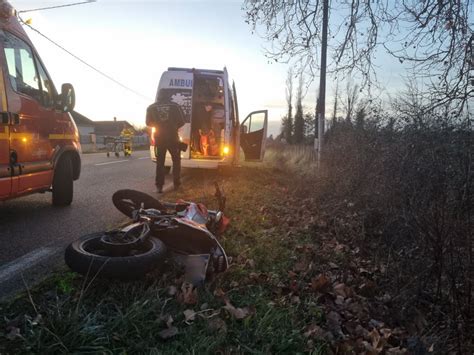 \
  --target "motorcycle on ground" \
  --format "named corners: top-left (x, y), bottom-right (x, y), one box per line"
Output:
top-left (65, 185), bottom-right (229, 284)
